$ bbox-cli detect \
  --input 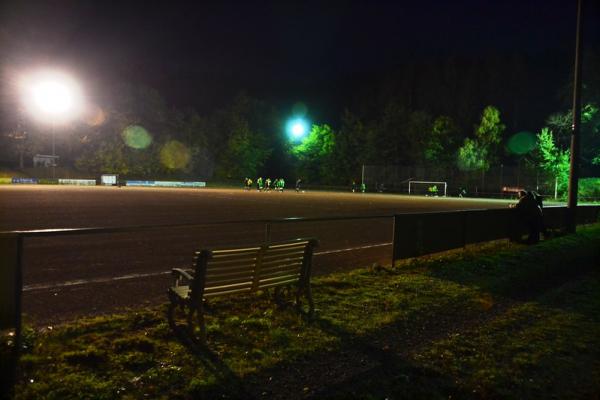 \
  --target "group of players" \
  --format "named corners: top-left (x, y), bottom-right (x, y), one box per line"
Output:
top-left (244, 177), bottom-right (286, 191)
